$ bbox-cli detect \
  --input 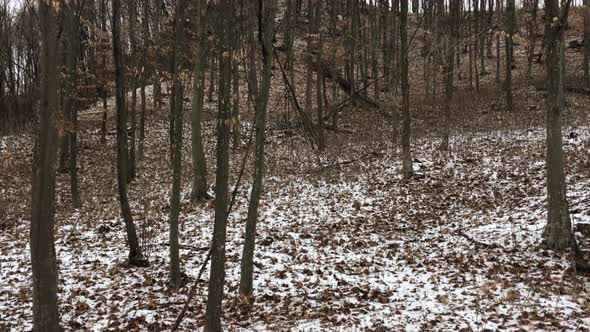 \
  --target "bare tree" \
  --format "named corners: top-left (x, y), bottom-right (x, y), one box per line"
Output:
top-left (239, 0), bottom-right (275, 300)
top-left (505, 0), bottom-right (515, 112)
top-left (315, 0), bottom-right (325, 150)
top-left (585, 0), bottom-right (590, 85)
top-left (30, 1), bottom-right (60, 329)
top-left (168, 0), bottom-right (187, 289)
top-left (138, 0), bottom-right (150, 163)
top-left (112, 0), bottom-right (146, 266)
top-left (99, 0), bottom-right (108, 144)
top-left (400, 0), bottom-right (412, 178)
top-left (63, 2), bottom-right (82, 208)
top-left (440, 0), bottom-right (460, 151)
top-left (543, 0), bottom-right (573, 250)
top-left (191, 0), bottom-right (209, 201)
top-left (204, 0), bottom-right (234, 330)
top-left (526, 0), bottom-right (540, 80)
